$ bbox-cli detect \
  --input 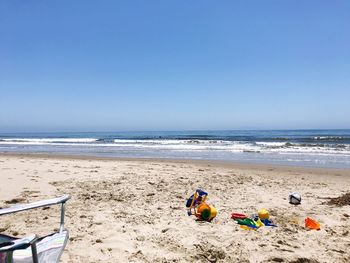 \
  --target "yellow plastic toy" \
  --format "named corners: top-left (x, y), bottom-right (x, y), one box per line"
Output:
top-left (255, 217), bottom-right (265, 227)
top-left (240, 225), bottom-right (257, 230)
top-left (258, 209), bottom-right (269, 219)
